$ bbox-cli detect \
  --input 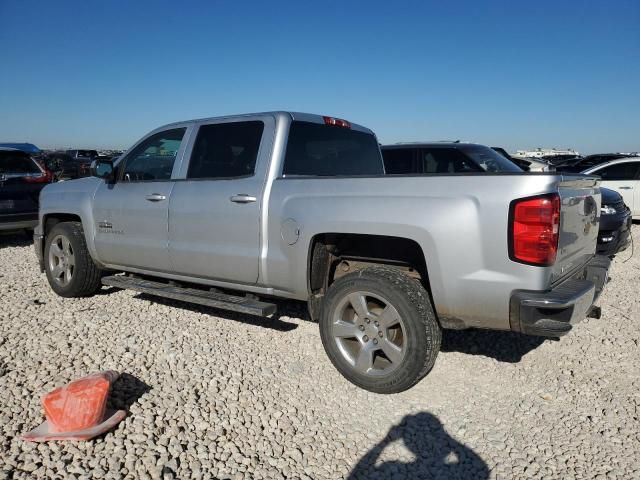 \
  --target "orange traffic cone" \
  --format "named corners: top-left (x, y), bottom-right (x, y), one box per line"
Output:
top-left (22, 370), bottom-right (126, 442)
